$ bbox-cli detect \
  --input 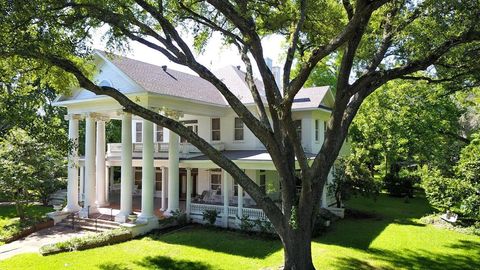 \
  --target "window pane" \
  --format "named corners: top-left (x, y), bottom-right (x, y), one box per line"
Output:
top-left (212, 130), bottom-right (221, 141)
top-left (212, 118), bottom-right (220, 130)
top-left (315, 120), bottom-right (319, 141)
top-left (234, 129), bottom-right (244, 141)
top-left (234, 117), bottom-right (243, 128)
